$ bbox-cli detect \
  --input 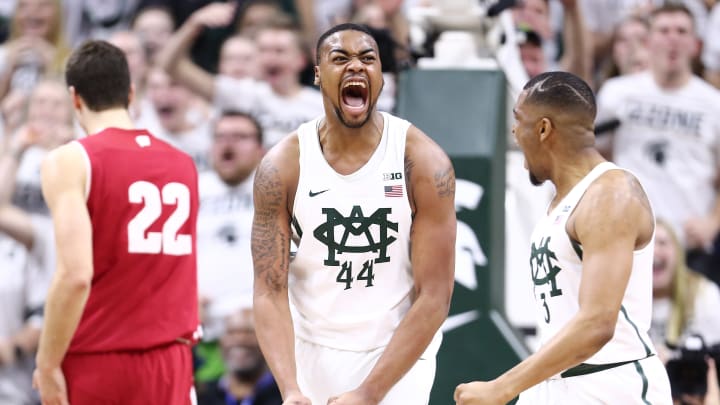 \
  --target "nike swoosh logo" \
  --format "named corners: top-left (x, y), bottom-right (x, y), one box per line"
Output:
top-left (309, 189), bottom-right (329, 197)
top-left (441, 309), bottom-right (480, 333)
